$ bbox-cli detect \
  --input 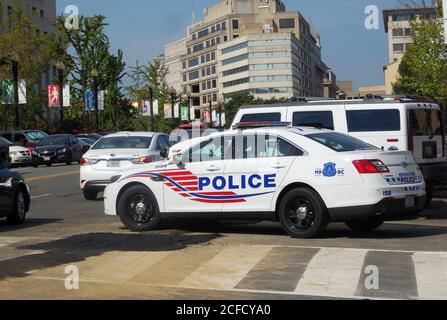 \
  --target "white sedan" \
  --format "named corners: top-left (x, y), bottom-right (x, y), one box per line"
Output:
top-left (103, 125), bottom-right (426, 238)
top-left (80, 132), bottom-right (171, 200)
top-left (9, 146), bottom-right (33, 167)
